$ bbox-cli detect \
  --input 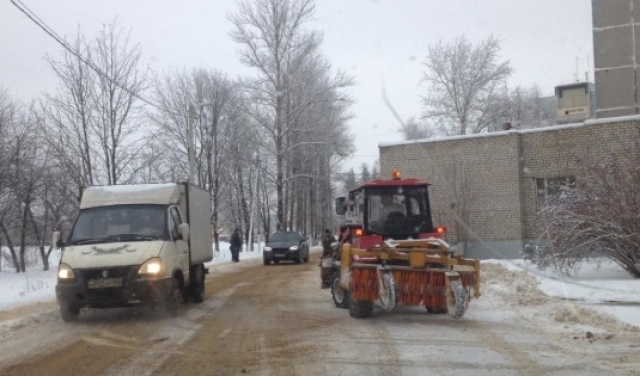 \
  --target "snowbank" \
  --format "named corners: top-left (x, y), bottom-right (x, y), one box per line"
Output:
top-left (483, 259), bottom-right (640, 329)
